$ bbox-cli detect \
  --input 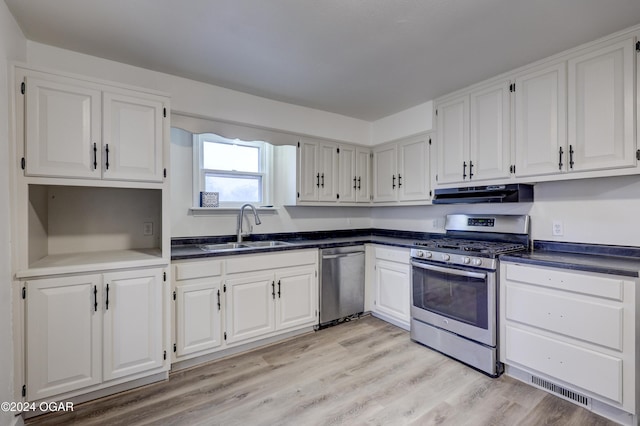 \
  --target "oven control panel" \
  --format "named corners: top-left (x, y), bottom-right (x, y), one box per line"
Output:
top-left (410, 249), bottom-right (496, 270)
